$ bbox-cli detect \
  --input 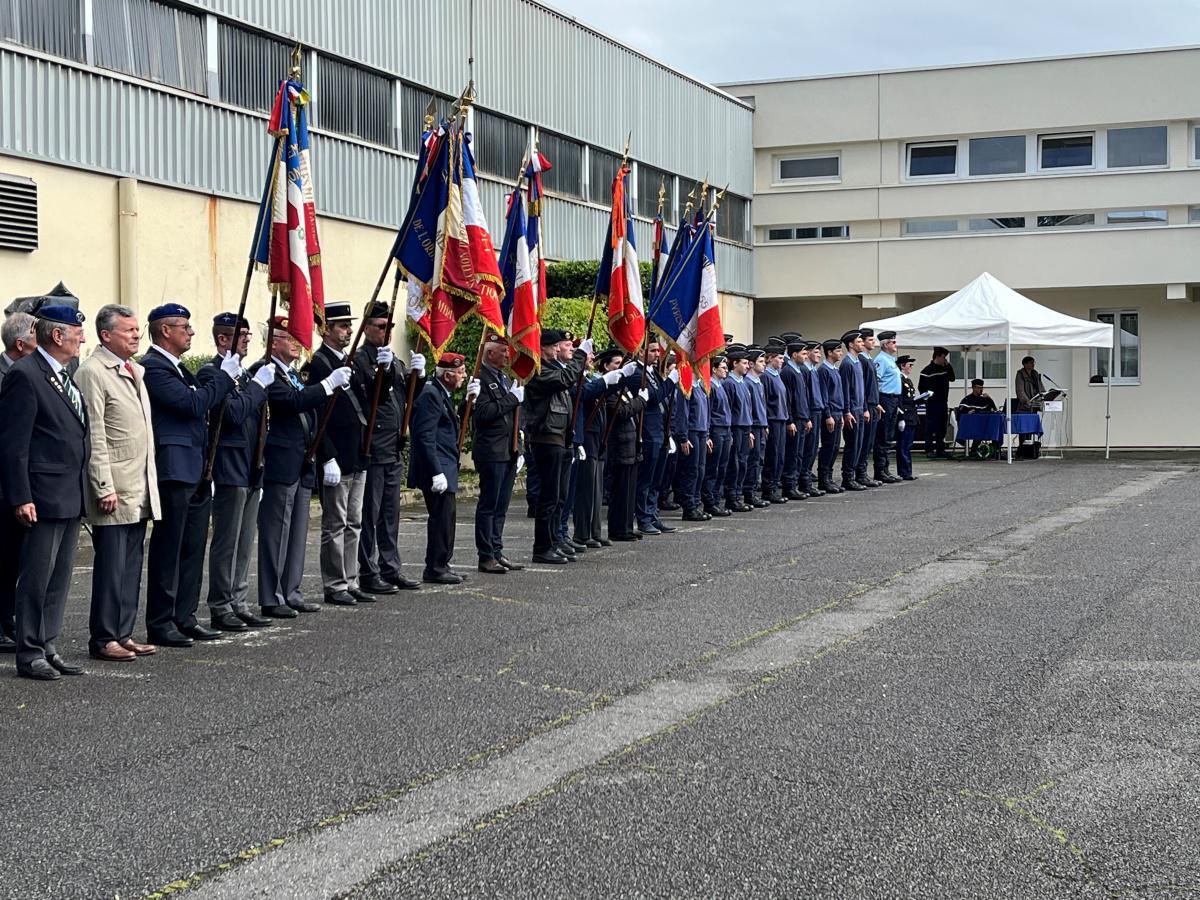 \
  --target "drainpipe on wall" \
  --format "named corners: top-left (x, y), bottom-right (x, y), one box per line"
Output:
top-left (118, 178), bottom-right (139, 315)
